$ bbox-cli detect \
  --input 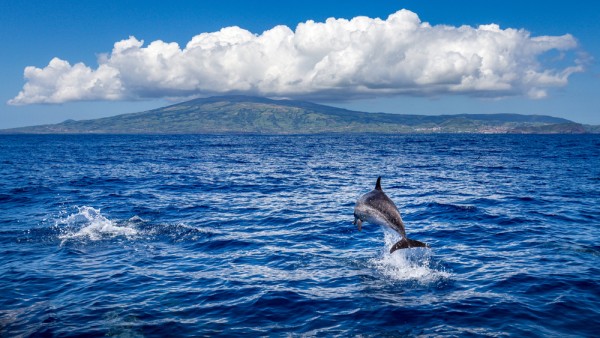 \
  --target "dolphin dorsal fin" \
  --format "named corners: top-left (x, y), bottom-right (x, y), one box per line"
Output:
top-left (375, 176), bottom-right (382, 191)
